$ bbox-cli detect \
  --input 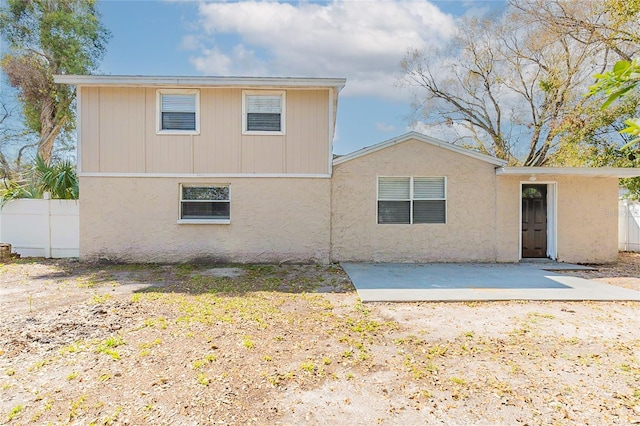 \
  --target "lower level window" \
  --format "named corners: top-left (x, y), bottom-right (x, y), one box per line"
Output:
top-left (180, 185), bottom-right (230, 222)
top-left (377, 176), bottom-right (446, 224)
